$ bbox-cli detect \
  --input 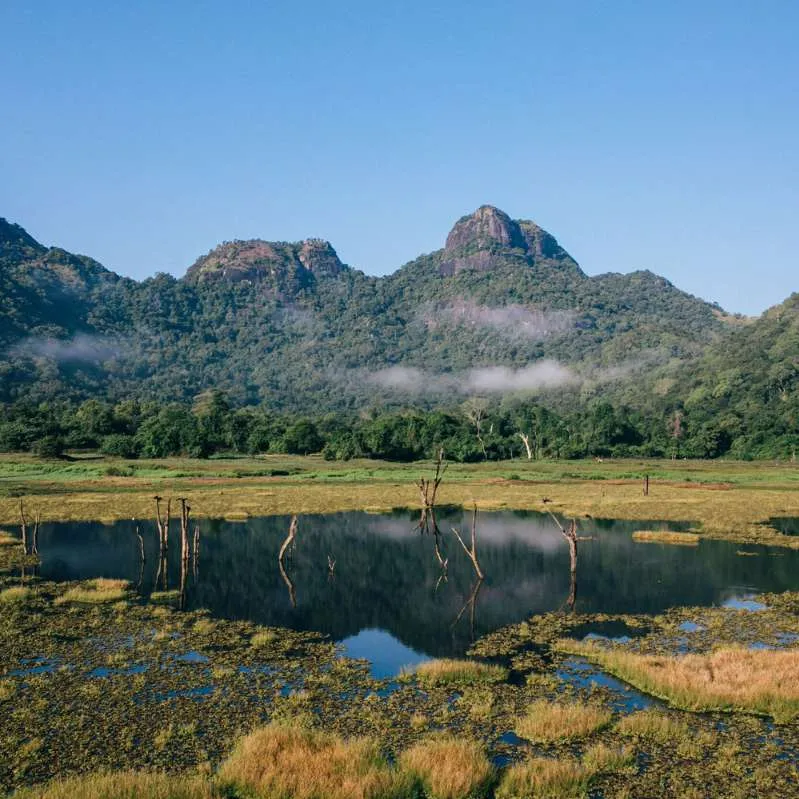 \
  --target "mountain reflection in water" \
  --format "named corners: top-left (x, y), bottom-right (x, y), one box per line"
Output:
top-left (33, 510), bottom-right (799, 663)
